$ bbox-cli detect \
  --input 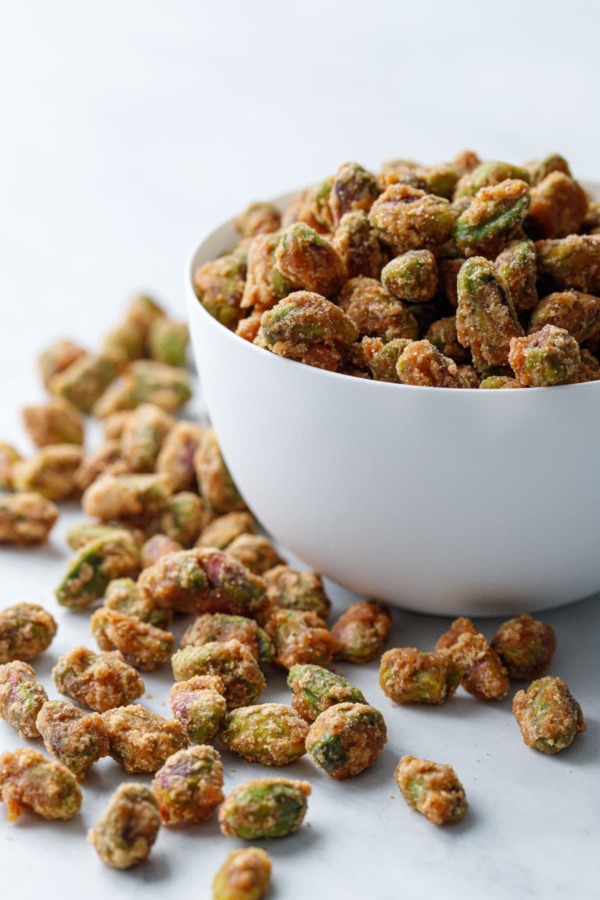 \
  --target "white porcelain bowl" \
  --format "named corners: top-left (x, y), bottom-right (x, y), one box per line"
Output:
top-left (186, 191), bottom-right (600, 616)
